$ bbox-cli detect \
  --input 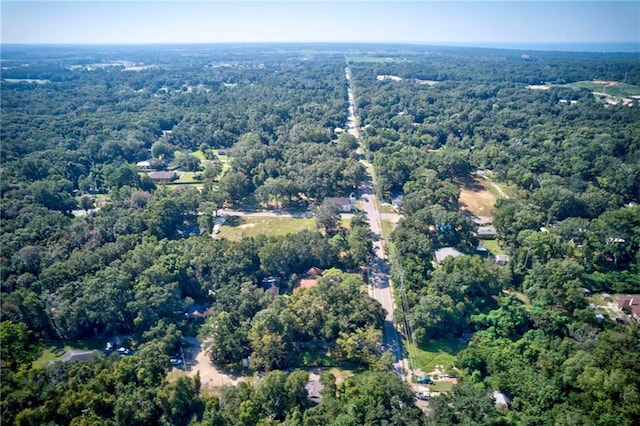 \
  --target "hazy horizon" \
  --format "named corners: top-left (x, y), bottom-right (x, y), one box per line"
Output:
top-left (1, 41), bottom-right (638, 54)
top-left (1, 1), bottom-right (639, 52)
